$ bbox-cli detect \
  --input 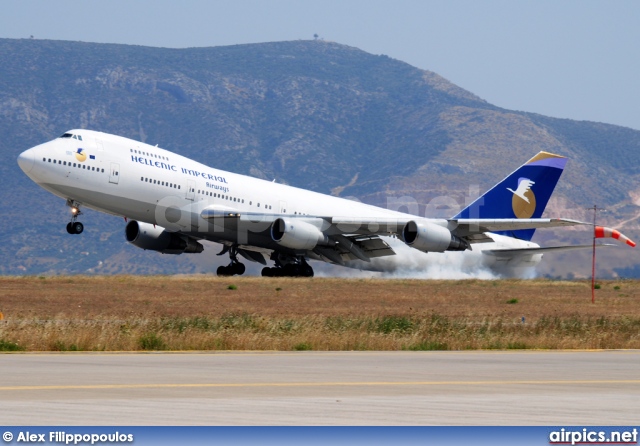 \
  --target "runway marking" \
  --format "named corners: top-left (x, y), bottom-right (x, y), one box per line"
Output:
top-left (1, 379), bottom-right (639, 391)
